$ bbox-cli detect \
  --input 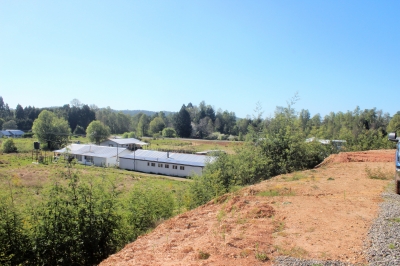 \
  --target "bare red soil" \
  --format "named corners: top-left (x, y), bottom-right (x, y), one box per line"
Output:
top-left (100, 150), bottom-right (396, 266)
